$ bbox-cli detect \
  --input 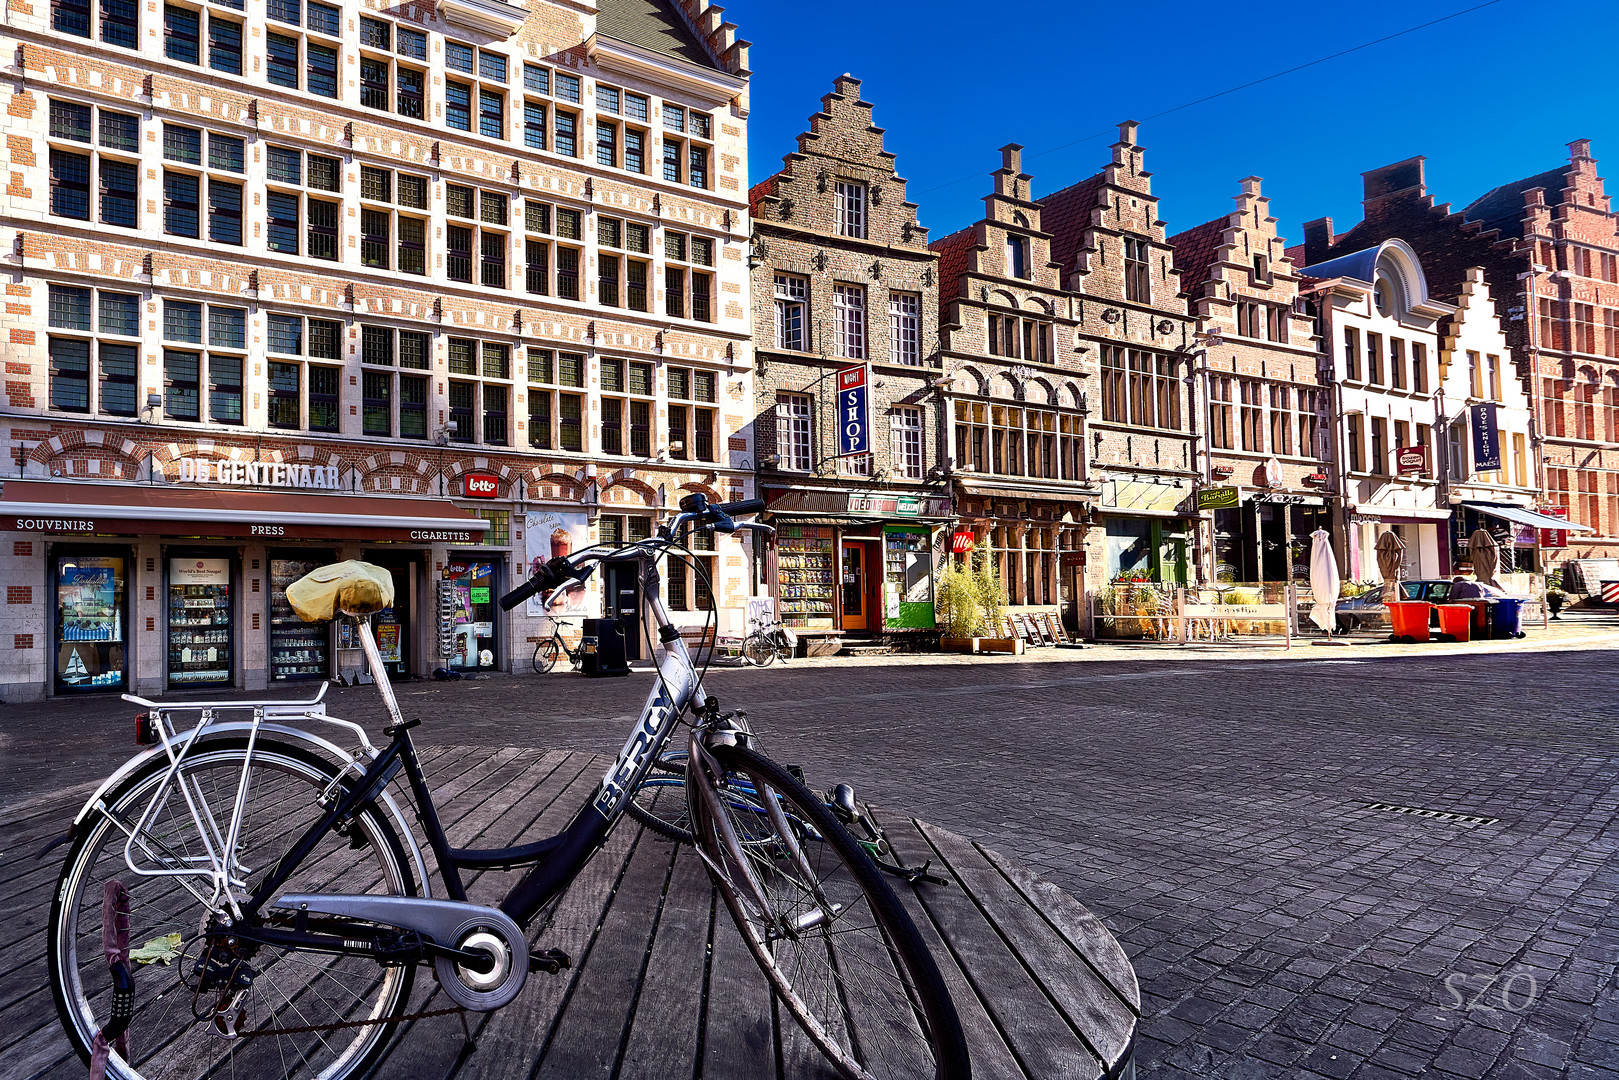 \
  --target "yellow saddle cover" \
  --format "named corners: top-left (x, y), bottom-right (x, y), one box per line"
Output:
top-left (286, 561), bottom-right (396, 622)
